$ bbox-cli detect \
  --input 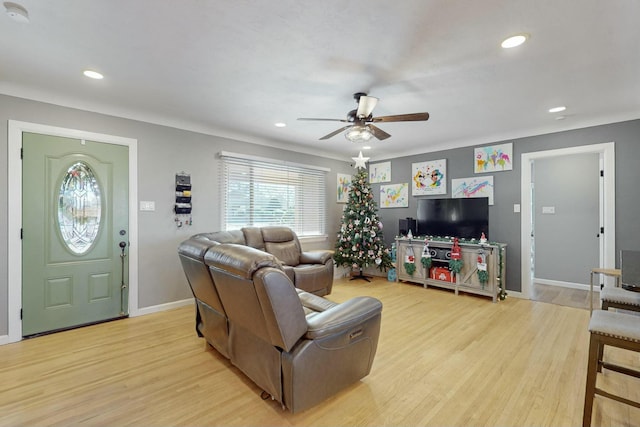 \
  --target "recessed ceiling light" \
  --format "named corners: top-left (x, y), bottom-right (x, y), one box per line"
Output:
top-left (274, 122), bottom-right (286, 128)
top-left (83, 70), bottom-right (104, 80)
top-left (4, 2), bottom-right (29, 23)
top-left (548, 106), bottom-right (566, 113)
top-left (501, 34), bottom-right (528, 49)
top-left (362, 146), bottom-right (371, 150)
